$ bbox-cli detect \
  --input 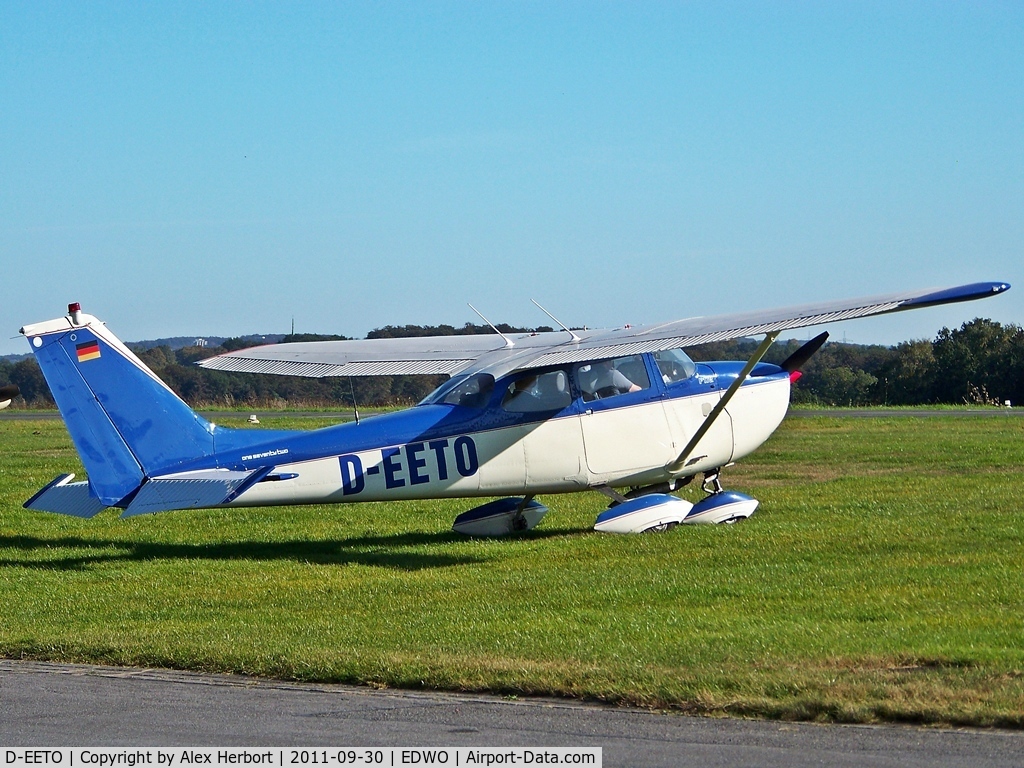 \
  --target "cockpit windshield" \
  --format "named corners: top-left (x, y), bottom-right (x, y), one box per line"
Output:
top-left (418, 372), bottom-right (495, 408)
top-left (653, 348), bottom-right (697, 384)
